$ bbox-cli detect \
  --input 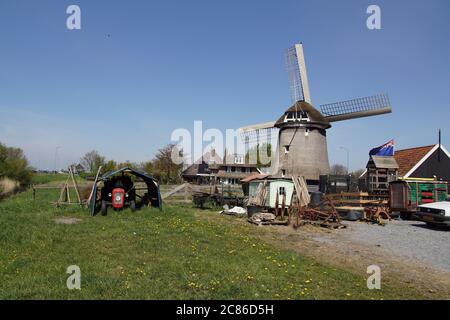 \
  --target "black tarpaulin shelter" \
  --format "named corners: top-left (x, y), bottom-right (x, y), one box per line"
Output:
top-left (89, 167), bottom-right (162, 215)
